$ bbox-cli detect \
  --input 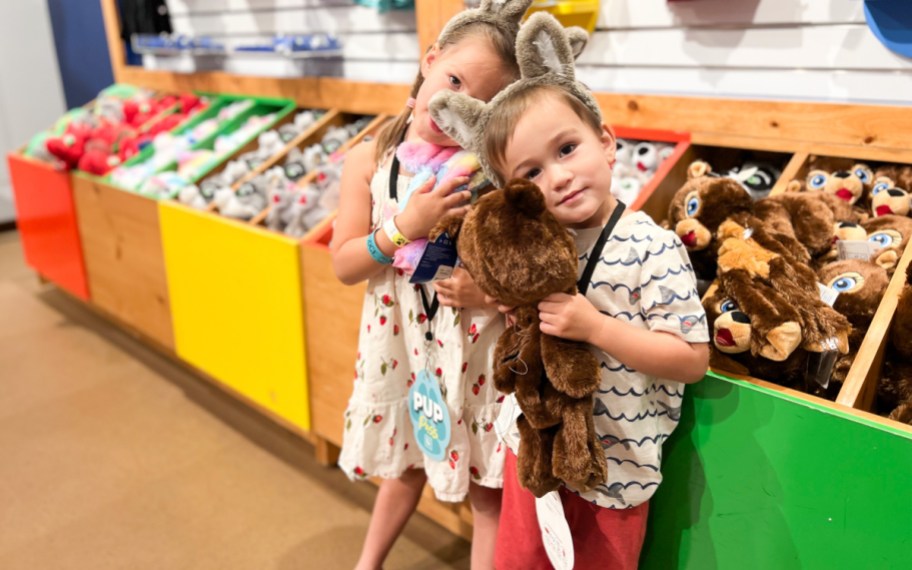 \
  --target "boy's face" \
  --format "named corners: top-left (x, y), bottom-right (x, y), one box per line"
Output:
top-left (501, 94), bottom-right (617, 229)
top-left (413, 40), bottom-right (508, 147)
